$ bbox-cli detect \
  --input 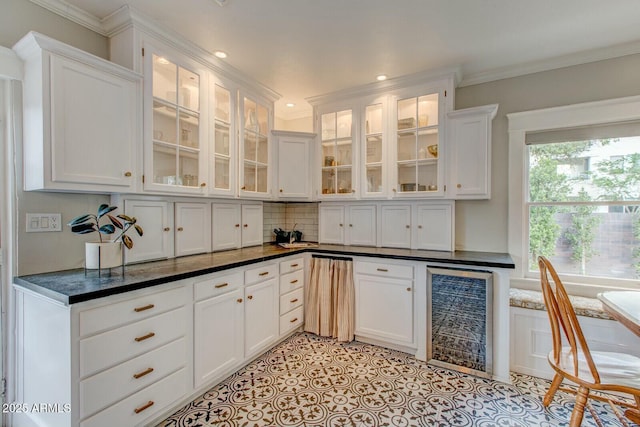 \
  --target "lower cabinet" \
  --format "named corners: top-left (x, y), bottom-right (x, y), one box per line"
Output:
top-left (354, 260), bottom-right (415, 347)
top-left (244, 278), bottom-right (279, 357)
top-left (278, 257), bottom-right (305, 336)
